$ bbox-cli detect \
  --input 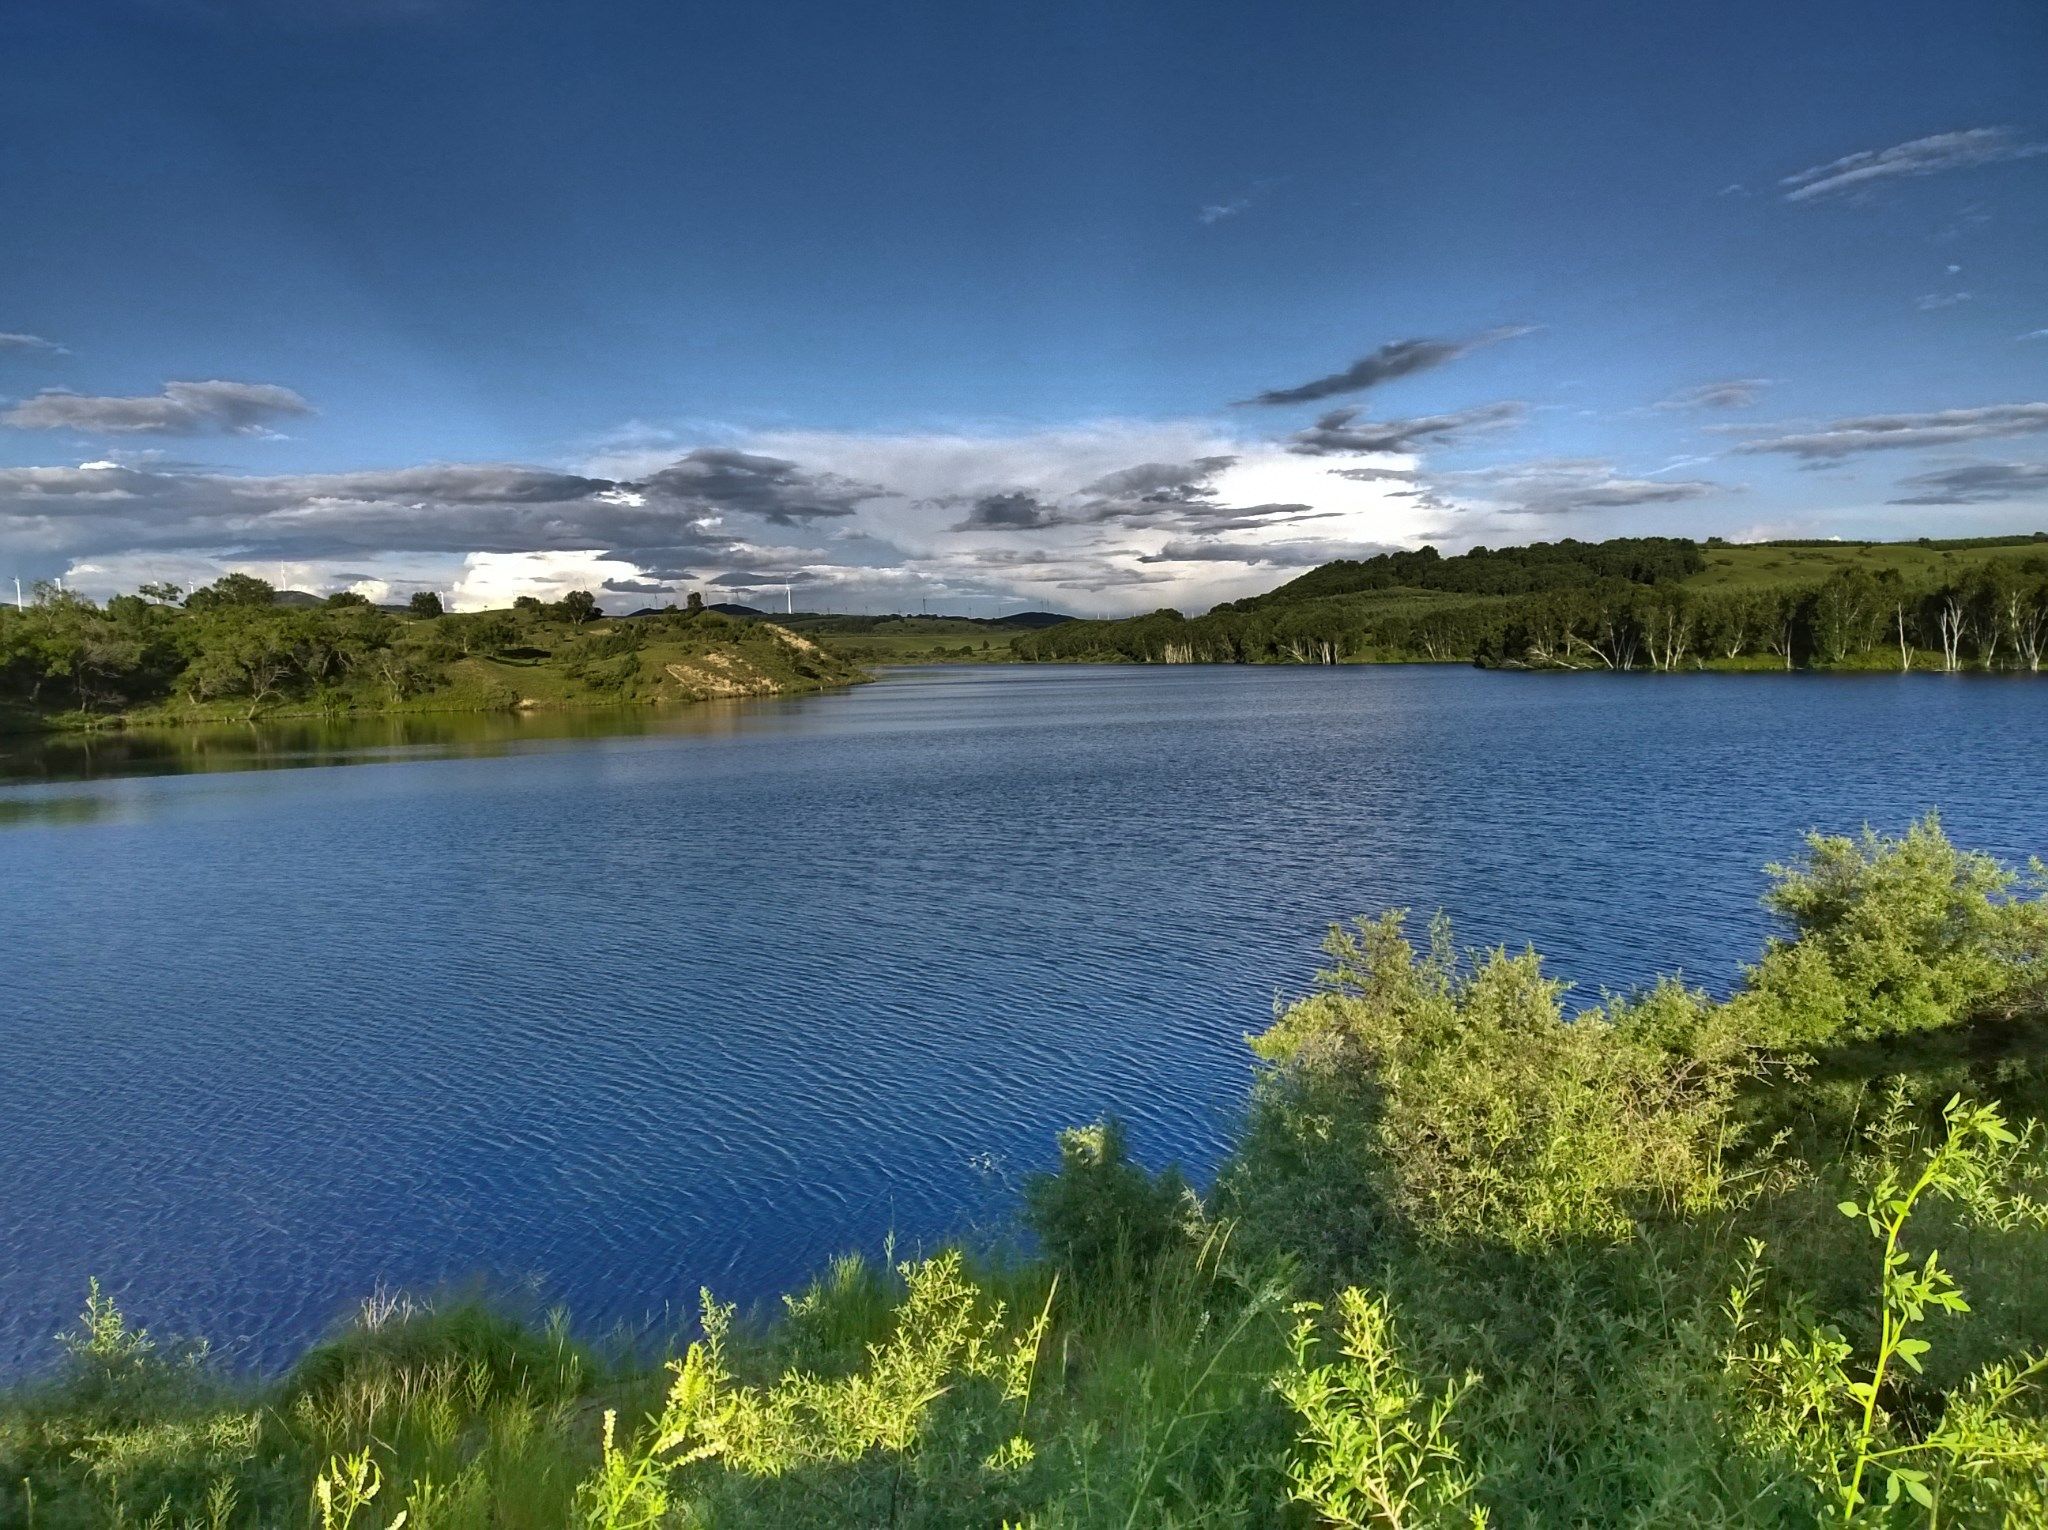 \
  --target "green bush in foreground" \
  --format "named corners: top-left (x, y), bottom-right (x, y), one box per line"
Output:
top-left (5, 815), bottom-right (2047, 1527)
